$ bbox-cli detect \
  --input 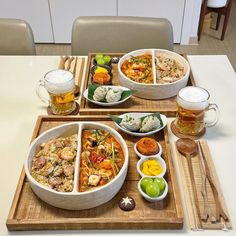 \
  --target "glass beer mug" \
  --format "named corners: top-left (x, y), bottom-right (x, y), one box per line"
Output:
top-left (36, 69), bottom-right (76, 115)
top-left (175, 86), bottom-right (219, 136)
